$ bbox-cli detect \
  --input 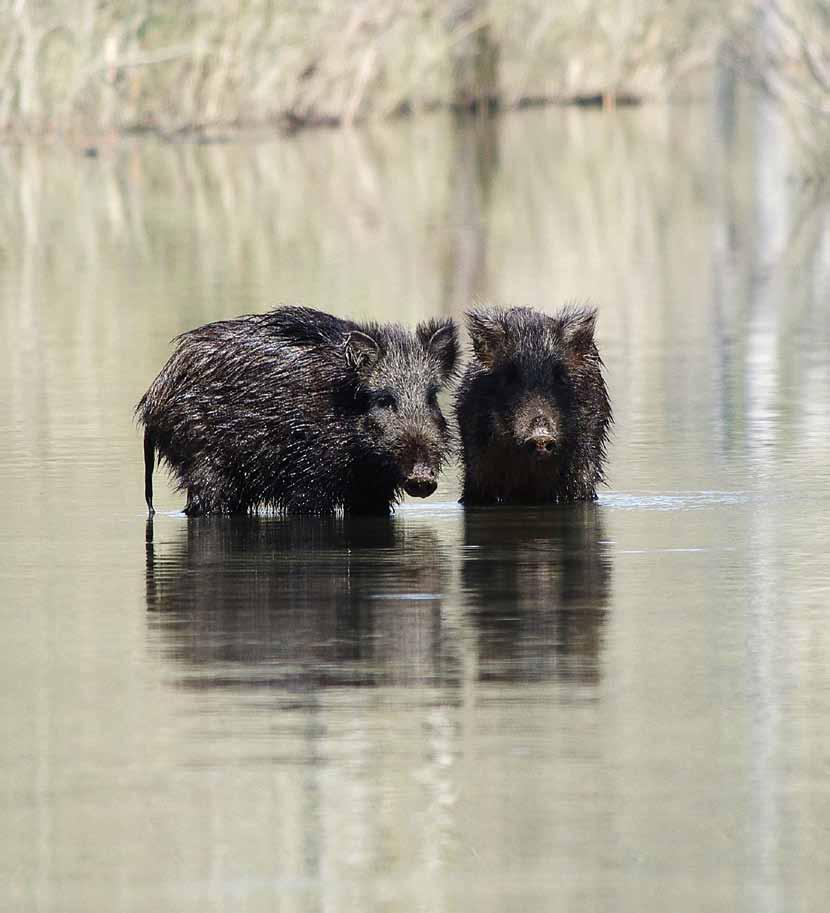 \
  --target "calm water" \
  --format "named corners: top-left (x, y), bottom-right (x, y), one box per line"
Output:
top-left (2, 98), bottom-right (830, 912)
